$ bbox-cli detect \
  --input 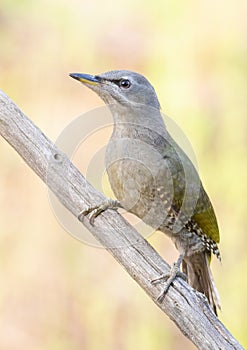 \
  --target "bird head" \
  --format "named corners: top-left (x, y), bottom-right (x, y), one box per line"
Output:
top-left (69, 70), bottom-right (160, 111)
